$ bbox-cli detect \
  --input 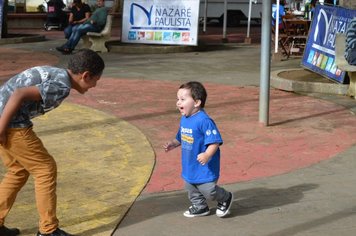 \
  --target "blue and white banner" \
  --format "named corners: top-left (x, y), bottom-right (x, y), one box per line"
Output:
top-left (302, 4), bottom-right (356, 84)
top-left (122, 0), bottom-right (200, 46)
top-left (0, 0), bottom-right (3, 39)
